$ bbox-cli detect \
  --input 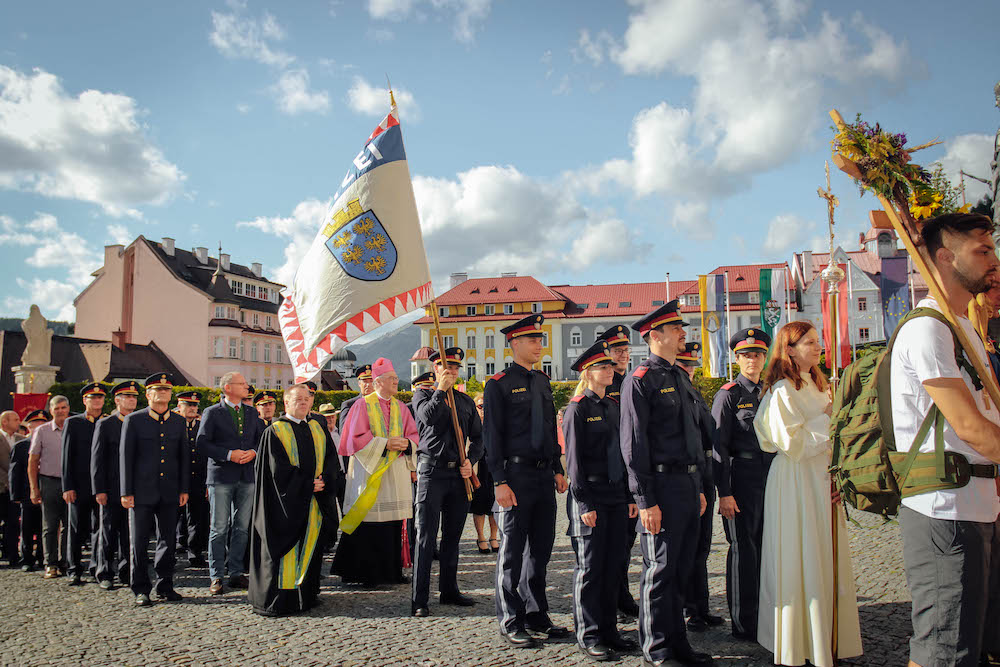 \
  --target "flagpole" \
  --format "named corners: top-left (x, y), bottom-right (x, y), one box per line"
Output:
top-left (785, 262), bottom-right (794, 322)
top-left (725, 271), bottom-right (732, 381)
top-left (429, 300), bottom-right (477, 502)
top-left (666, 272), bottom-right (671, 302)
top-left (907, 254), bottom-right (916, 307)
top-left (847, 260), bottom-right (856, 362)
